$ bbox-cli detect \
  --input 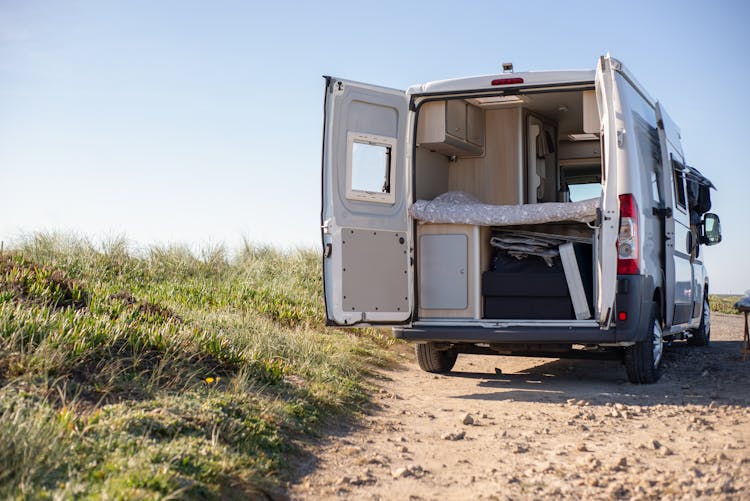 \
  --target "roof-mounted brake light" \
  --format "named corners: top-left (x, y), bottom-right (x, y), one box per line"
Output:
top-left (491, 77), bottom-right (524, 86)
